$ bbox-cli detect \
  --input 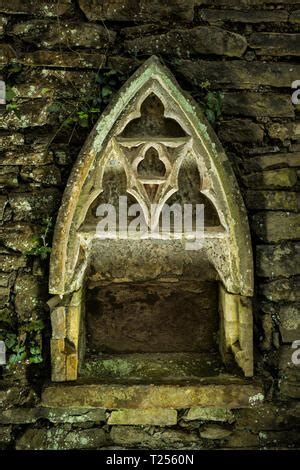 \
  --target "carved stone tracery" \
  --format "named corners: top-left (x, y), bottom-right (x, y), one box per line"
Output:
top-left (48, 57), bottom-right (254, 382)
